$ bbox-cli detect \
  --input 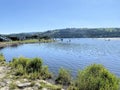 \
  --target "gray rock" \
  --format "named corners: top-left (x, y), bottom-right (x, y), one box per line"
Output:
top-left (23, 79), bottom-right (28, 82)
top-left (3, 79), bottom-right (11, 84)
top-left (17, 82), bottom-right (31, 88)
top-left (0, 86), bottom-right (9, 90)
top-left (35, 82), bottom-right (41, 87)
top-left (42, 88), bottom-right (48, 90)
top-left (0, 82), bottom-right (6, 87)
top-left (33, 86), bottom-right (39, 90)
top-left (23, 87), bottom-right (34, 90)
top-left (15, 81), bottom-right (21, 84)
top-left (39, 80), bottom-right (51, 86)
